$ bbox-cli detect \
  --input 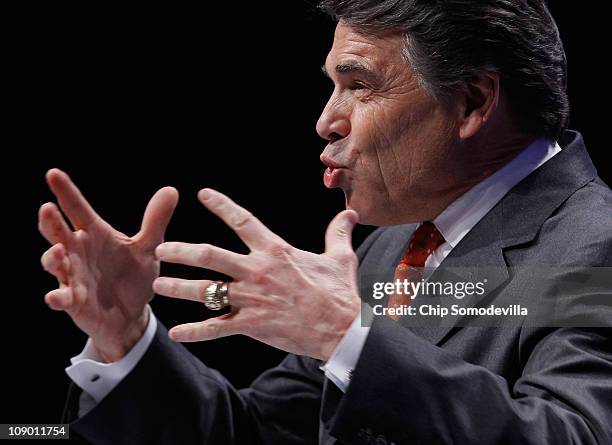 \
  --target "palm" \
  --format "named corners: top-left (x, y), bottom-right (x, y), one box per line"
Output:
top-left (39, 169), bottom-right (178, 360)
top-left (65, 223), bottom-right (159, 338)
